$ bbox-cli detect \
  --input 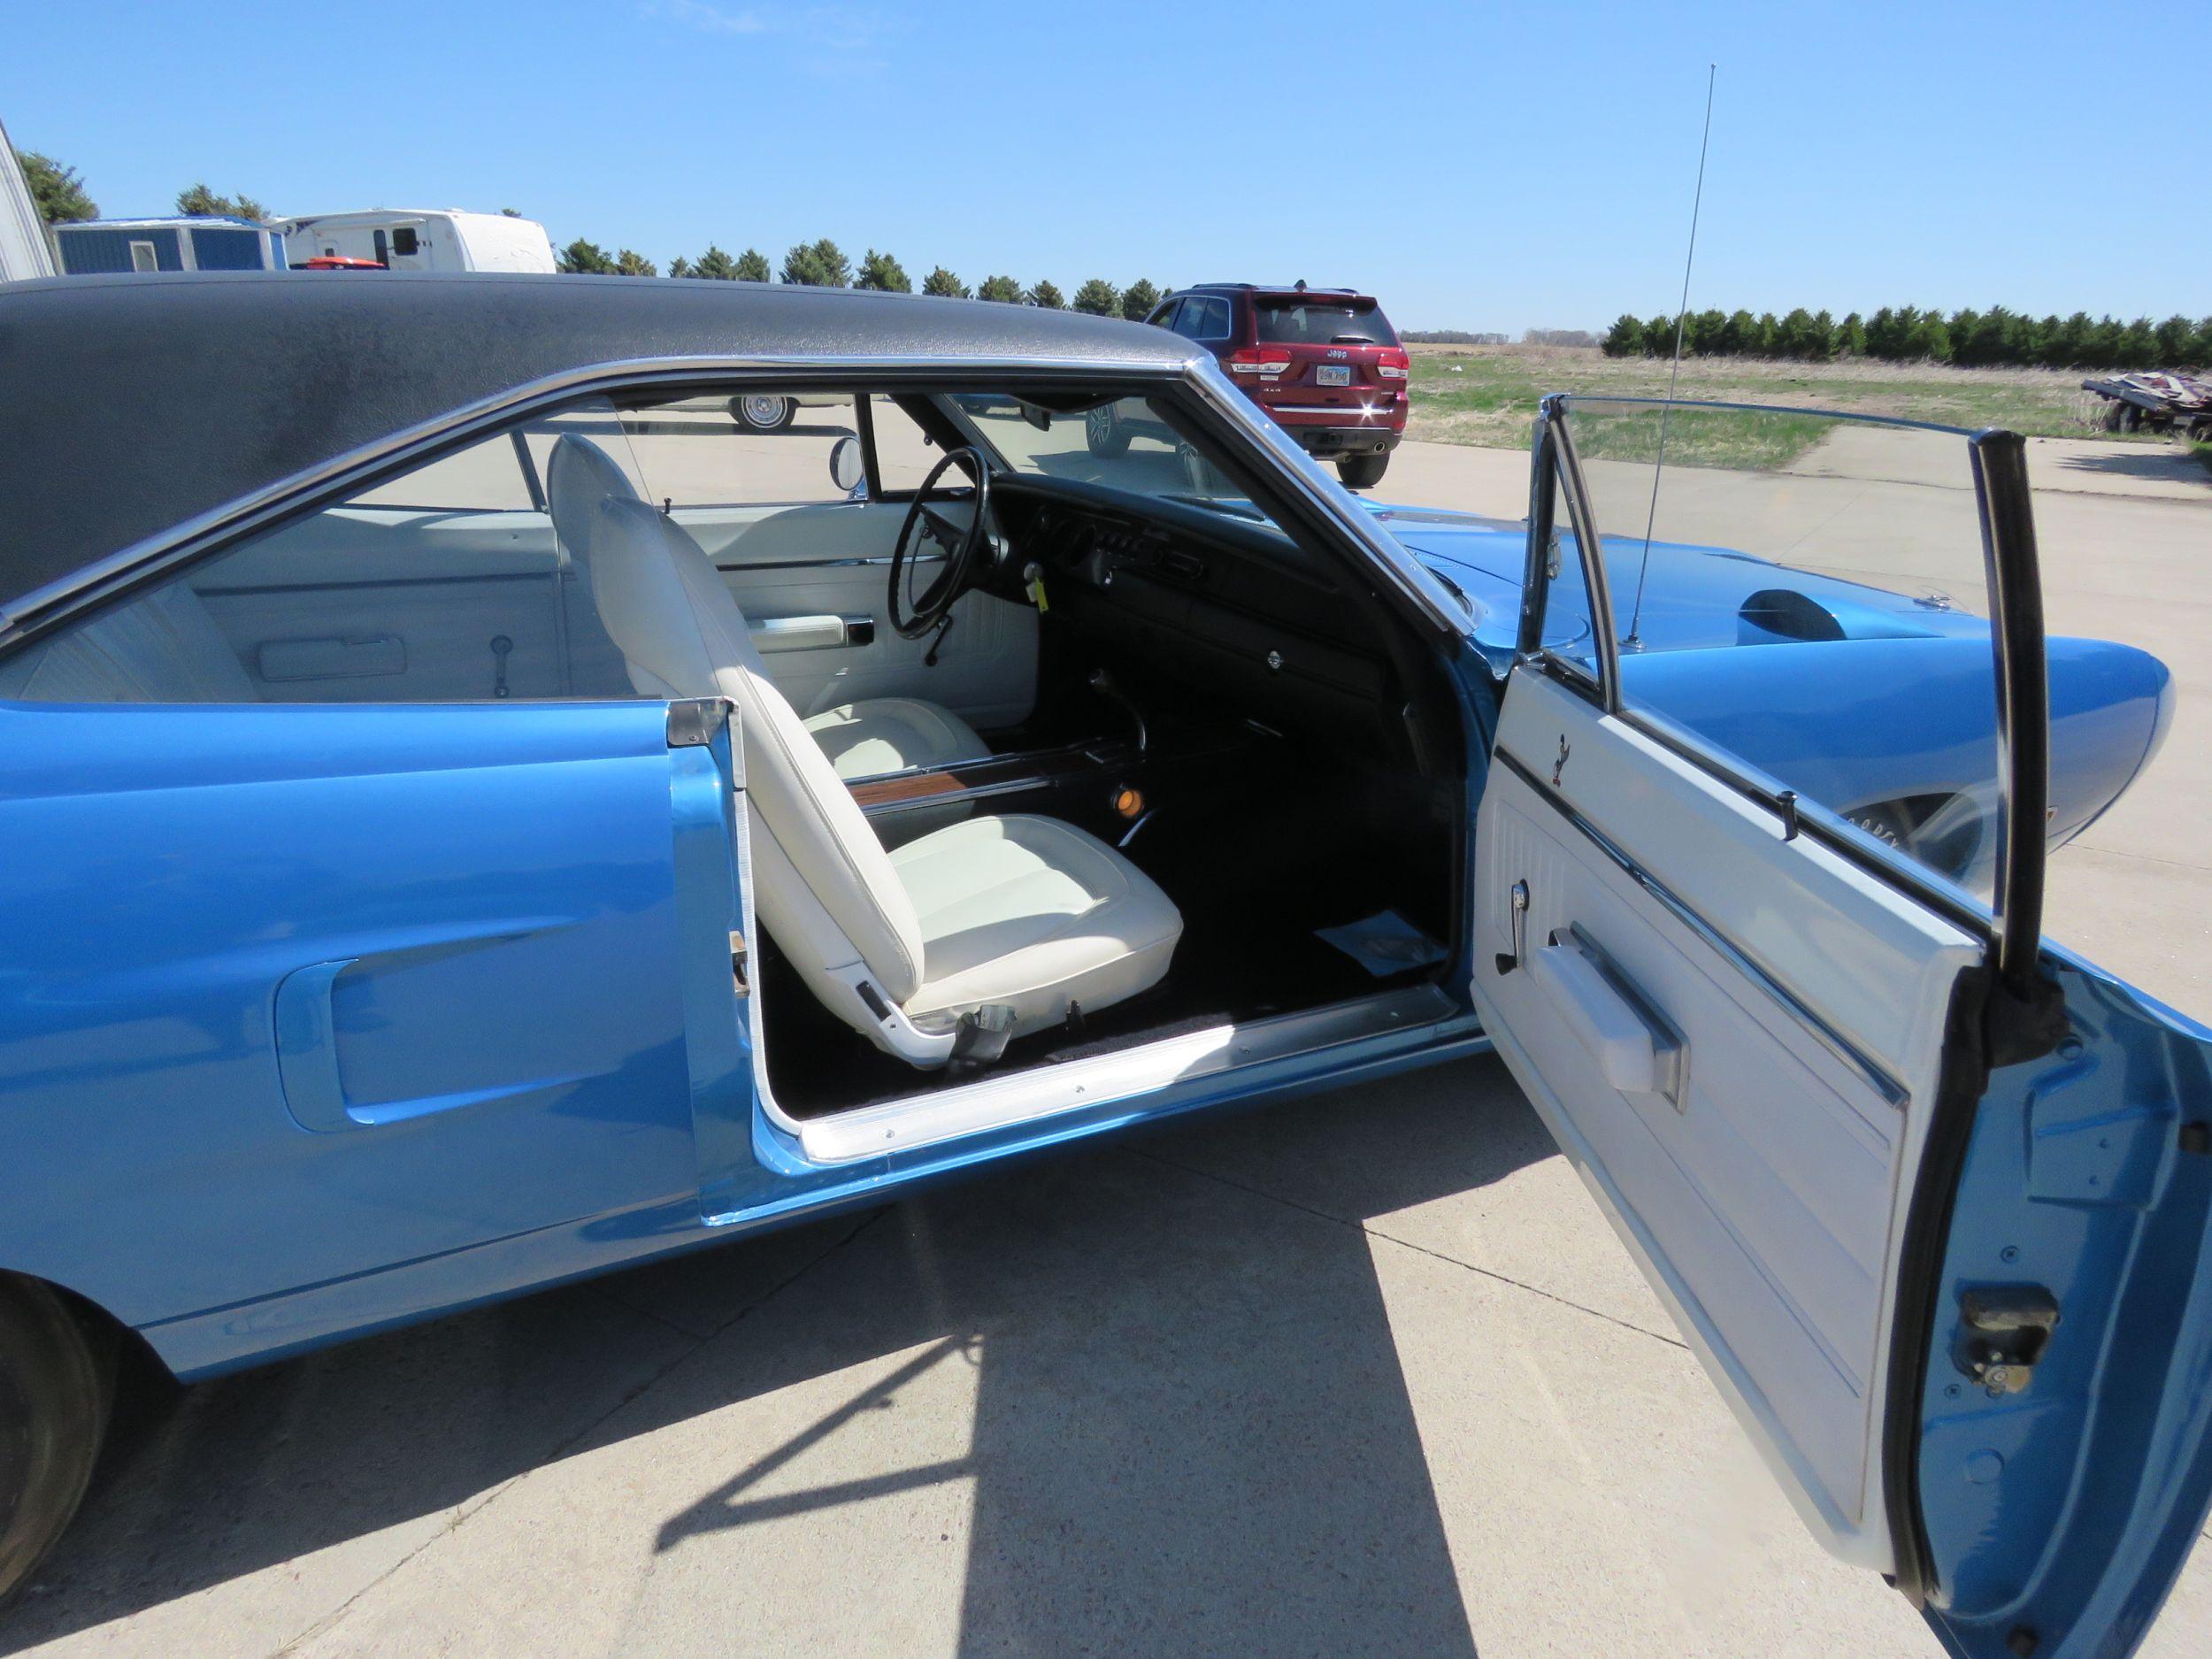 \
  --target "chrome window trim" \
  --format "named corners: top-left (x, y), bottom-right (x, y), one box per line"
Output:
top-left (1494, 745), bottom-right (1915, 1109)
top-left (5, 347), bottom-right (1463, 664)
